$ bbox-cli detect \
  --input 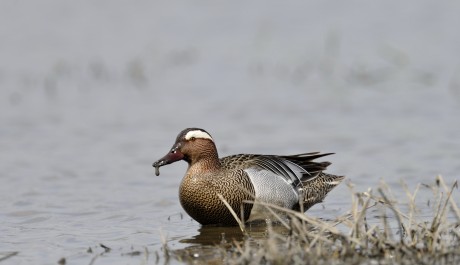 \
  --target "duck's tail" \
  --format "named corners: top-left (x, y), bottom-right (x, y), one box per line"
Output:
top-left (299, 173), bottom-right (345, 211)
